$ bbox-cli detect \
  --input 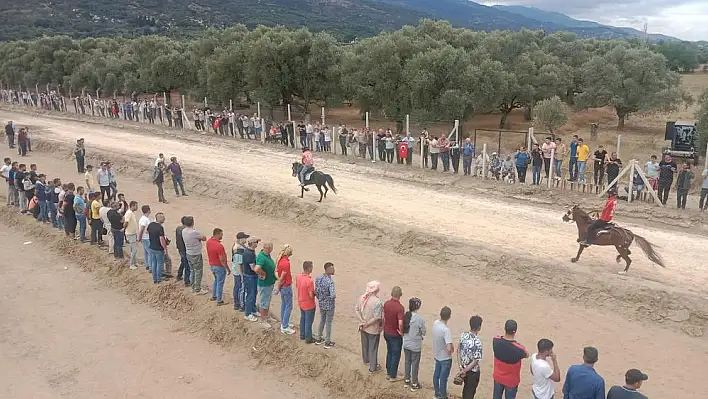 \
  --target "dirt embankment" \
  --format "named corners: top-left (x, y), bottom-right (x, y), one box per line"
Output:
top-left (4, 103), bottom-right (705, 233)
top-left (0, 202), bottom-right (410, 399)
top-left (28, 137), bottom-right (708, 339)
